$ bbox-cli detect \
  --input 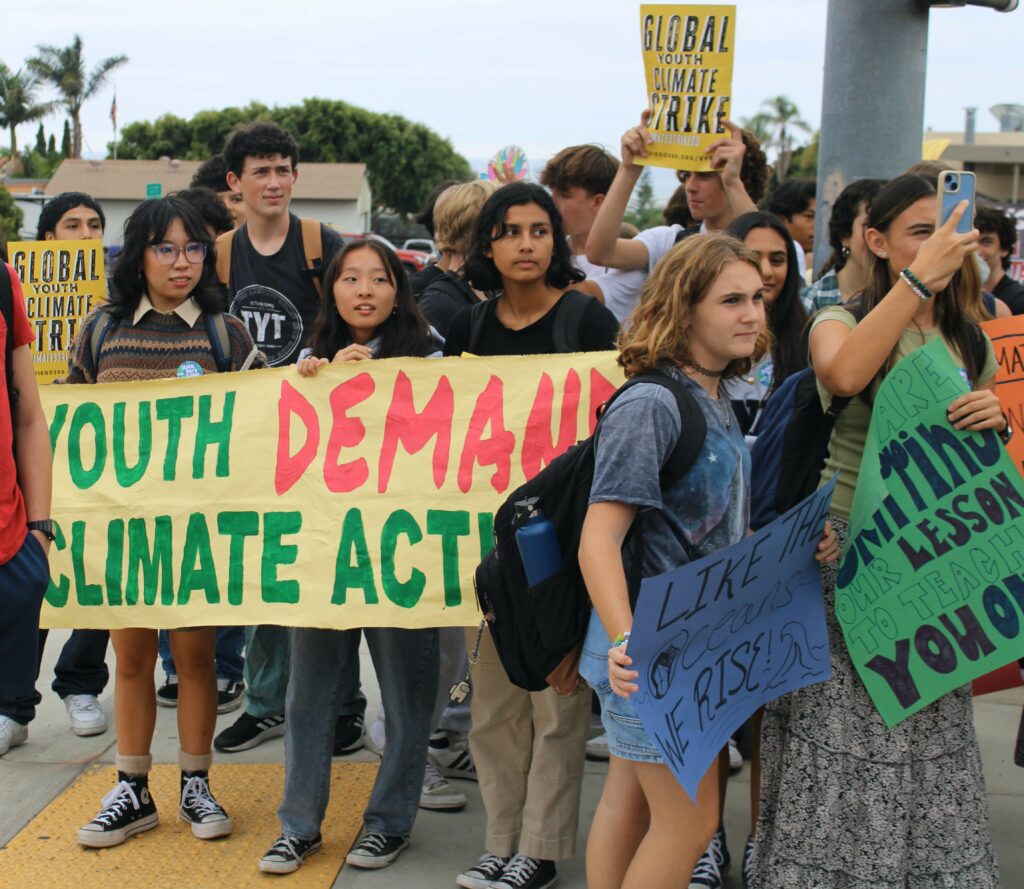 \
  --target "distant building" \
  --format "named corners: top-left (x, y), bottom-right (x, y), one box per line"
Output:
top-left (40, 158), bottom-right (372, 244)
top-left (927, 129), bottom-right (1024, 204)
